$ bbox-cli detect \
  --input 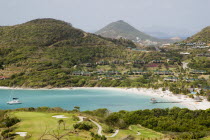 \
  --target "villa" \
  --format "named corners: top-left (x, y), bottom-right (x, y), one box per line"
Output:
top-left (131, 70), bottom-right (149, 75)
top-left (0, 76), bottom-right (7, 80)
top-left (190, 70), bottom-right (207, 74)
top-left (72, 71), bottom-right (92, 76)
top-left (133, 60), bottom-right (146, 64)
top-left (180, 52), bottom-right (190, 55)
top-left (96, 61), bottom-right (109, 65)
top-left (152, 60), bottom-right (165, 63)
top-left (164, 77), bottom-right (178, 82)
top-left (154, 71), bottom-right (174, 75)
